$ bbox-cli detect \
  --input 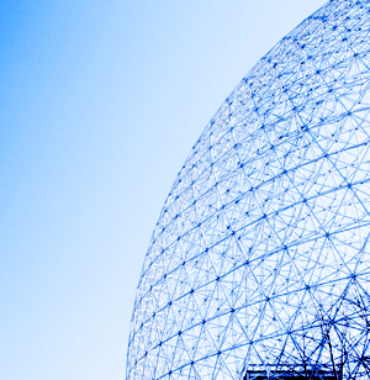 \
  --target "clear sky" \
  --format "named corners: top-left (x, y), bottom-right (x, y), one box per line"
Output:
top-left (0, 1), bottom-right (327, 379)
